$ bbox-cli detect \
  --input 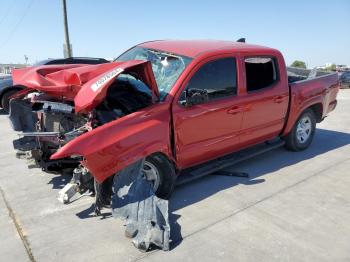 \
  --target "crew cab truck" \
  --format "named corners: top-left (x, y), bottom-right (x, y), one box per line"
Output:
top-left (9, 40), bottom-right (339, 200)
